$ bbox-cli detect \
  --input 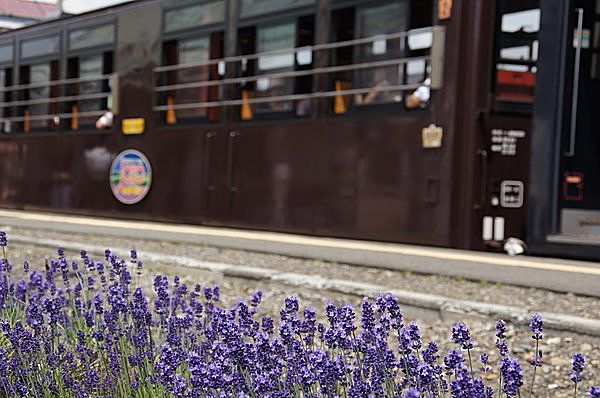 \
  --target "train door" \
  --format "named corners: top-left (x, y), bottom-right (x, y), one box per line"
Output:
top-left (554, 1), bottom-right (600, 241)
top-left (479, 0), bottom-right (540, 251)
top-left (201, 130), bottom-right (239, 224)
